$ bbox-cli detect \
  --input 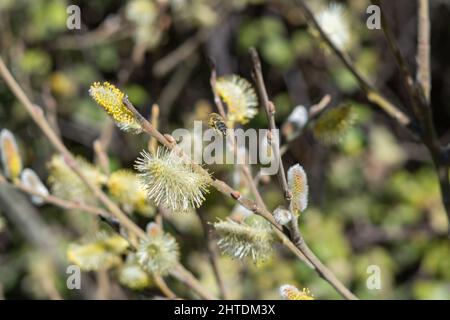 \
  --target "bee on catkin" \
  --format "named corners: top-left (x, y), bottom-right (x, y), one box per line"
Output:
top-left (208, 112), bottom-right (228, 137)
